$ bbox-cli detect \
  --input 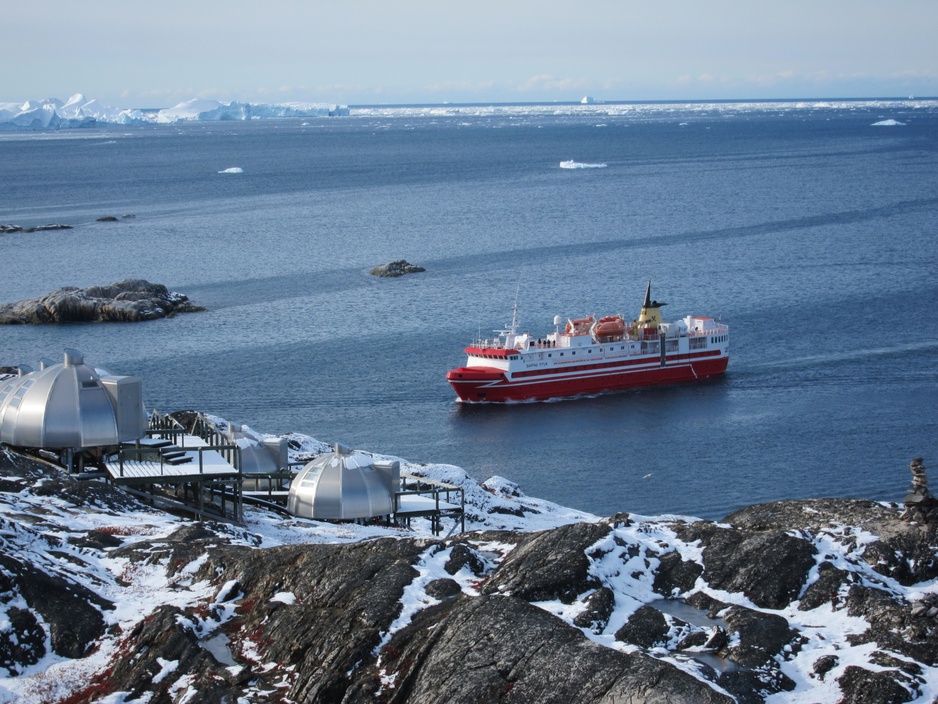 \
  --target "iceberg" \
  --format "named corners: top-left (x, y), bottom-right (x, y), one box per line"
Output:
top-left (0, 93), bottom-right (349, 131)
top-left (559, 160), bottom-right (607, 169)
top-left (871, 118), bottom-right (906, 126)
top-left (154, 98), bottom-right (348, 123)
